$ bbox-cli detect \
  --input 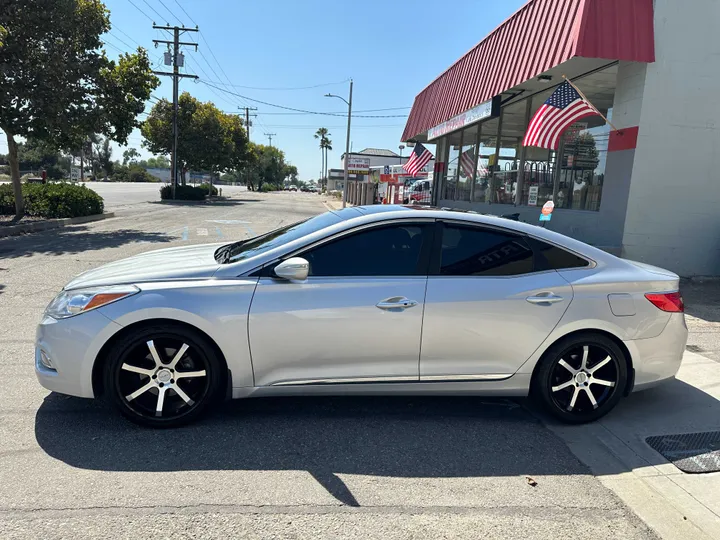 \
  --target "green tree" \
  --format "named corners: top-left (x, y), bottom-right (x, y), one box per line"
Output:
top-left (95, 137), bottom-right (113, 179)
top-left (141, 93), bottom-right (248, 184)
top-left (146, 155), bottom-right (170, 168)
top-left (123, 148), bottom-right (141, 165)
top-left (0, 0), bottom-right (159, 219)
